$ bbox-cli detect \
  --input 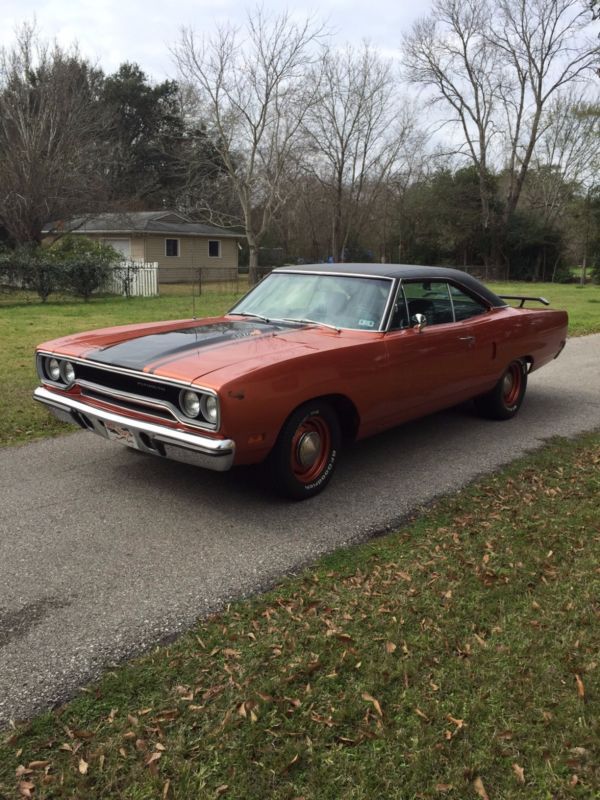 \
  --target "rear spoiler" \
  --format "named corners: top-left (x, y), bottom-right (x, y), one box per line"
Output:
top-left (499, 295), bottom-right (550, 308)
